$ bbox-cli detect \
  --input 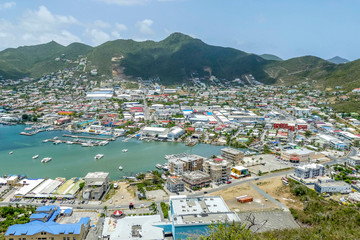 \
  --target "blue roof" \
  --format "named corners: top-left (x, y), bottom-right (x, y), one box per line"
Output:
top-left (30, 213), bottom-right (48, 220)
top-left (64, 209), bottom-right (72, 214)
top-left (36, 205), bottom-right (57, 213)
top-left (5, 205), bottom-right (89, 237)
